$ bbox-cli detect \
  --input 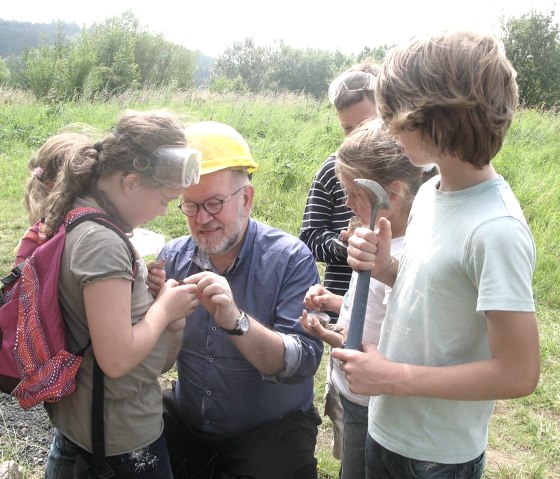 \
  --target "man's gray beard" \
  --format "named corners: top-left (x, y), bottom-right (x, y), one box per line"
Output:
top-left (194, 205), bottom-right (246, 257)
